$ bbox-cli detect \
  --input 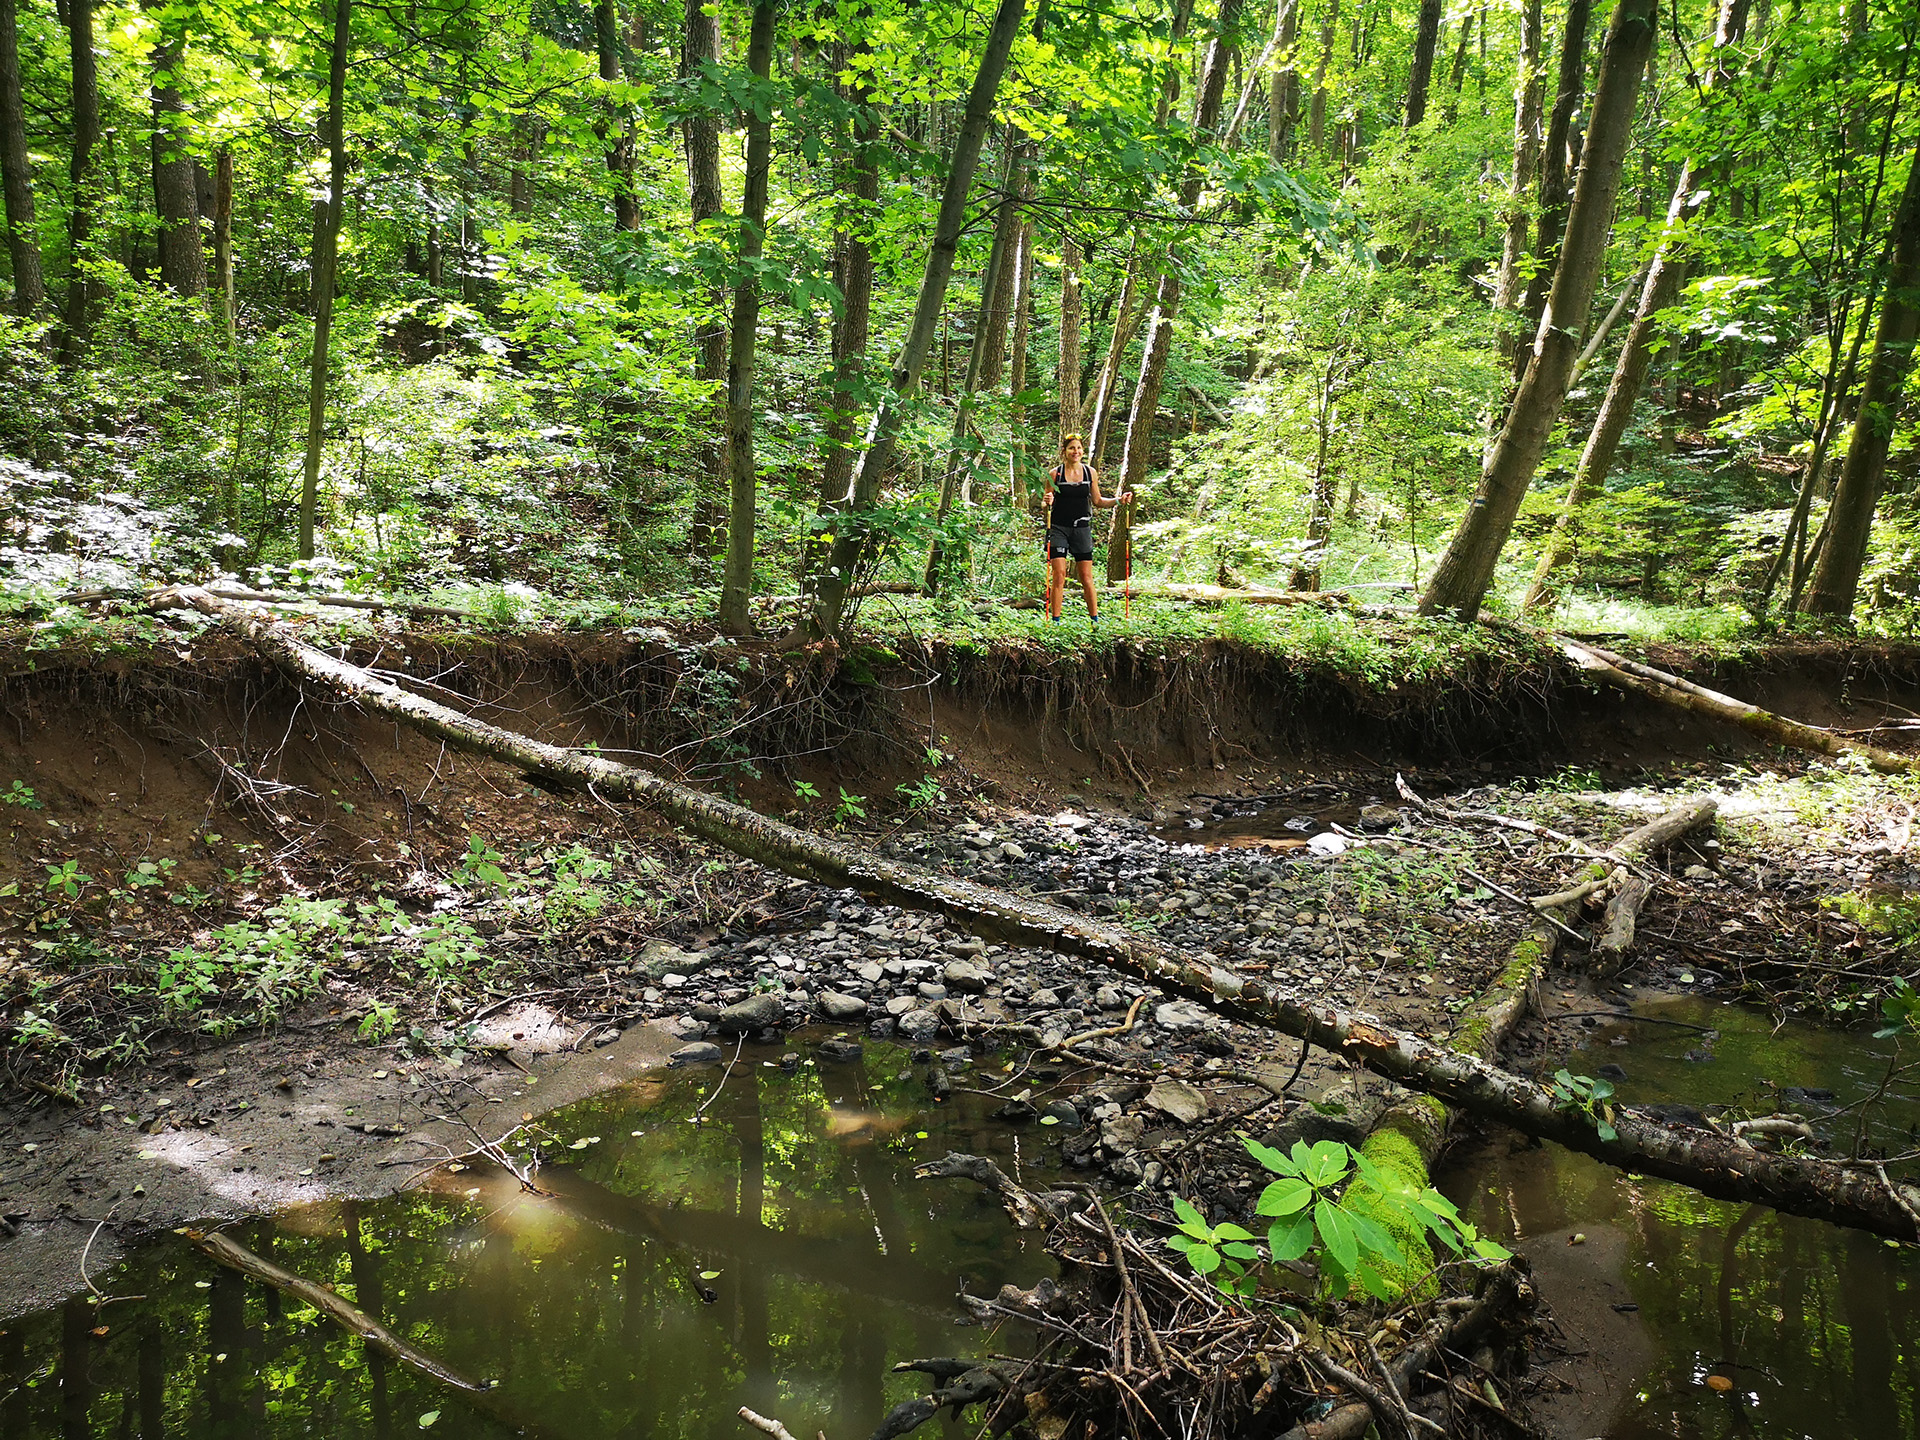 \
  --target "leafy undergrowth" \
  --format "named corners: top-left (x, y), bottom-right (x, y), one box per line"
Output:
top-left (0, 804), bottom-right (785, 1096)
